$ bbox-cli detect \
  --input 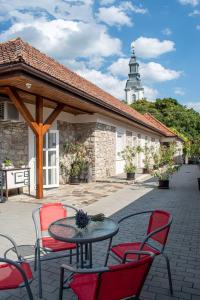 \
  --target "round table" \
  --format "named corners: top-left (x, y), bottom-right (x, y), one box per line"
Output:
top-left (48, 216), bottom-right (119, 268)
